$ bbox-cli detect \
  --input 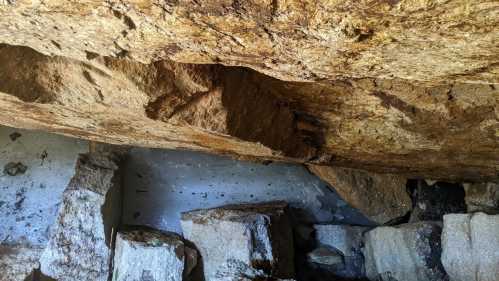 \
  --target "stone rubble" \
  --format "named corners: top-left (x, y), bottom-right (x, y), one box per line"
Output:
top-left (40, 153), bottom-right (123, 281)
top-left (463, 183), bottom-right (499, 214)
top-left (363, 222), bottom-right (448, 281)
top-left (441, 213), bottom-right (499, 281)
top-left (180, 202), bottom-right (295, 281)
top-left (409, 180), bottom-right (466, 222)
top-left (113, 229), bottom-right (197, 281)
